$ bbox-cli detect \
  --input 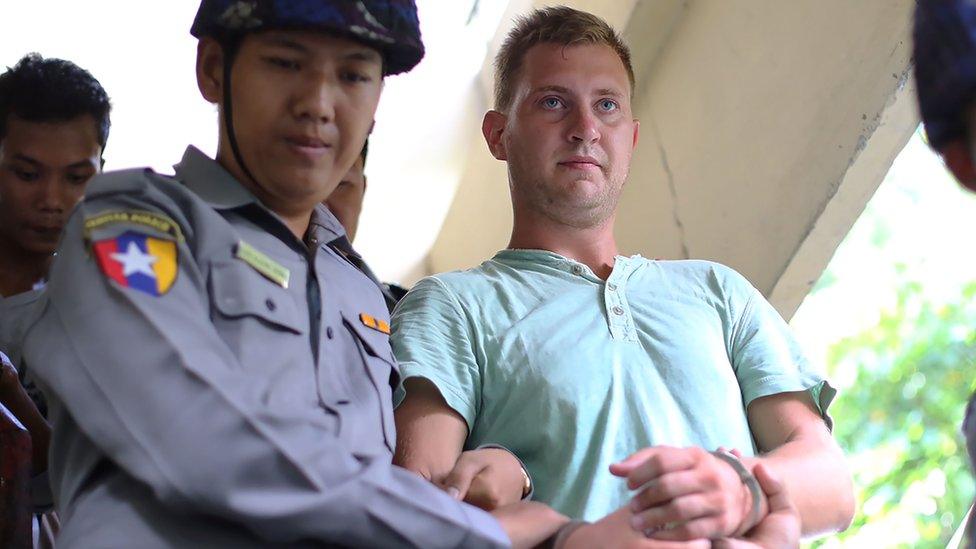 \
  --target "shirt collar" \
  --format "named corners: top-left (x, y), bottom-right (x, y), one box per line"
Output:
top-left (173, 146), bottom-right (258, 210)
top-left (492, 248), bottom-right (643, 279)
